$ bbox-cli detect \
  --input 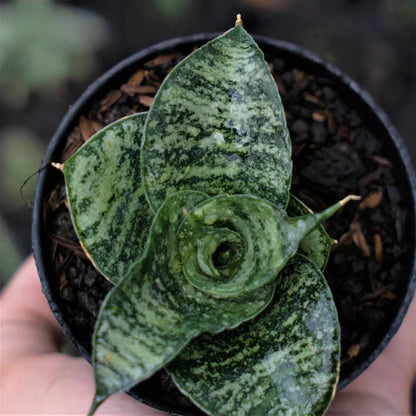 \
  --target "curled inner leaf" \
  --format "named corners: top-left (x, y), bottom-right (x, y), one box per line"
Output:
top-left (178, 194), bottom-right (349, 297)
